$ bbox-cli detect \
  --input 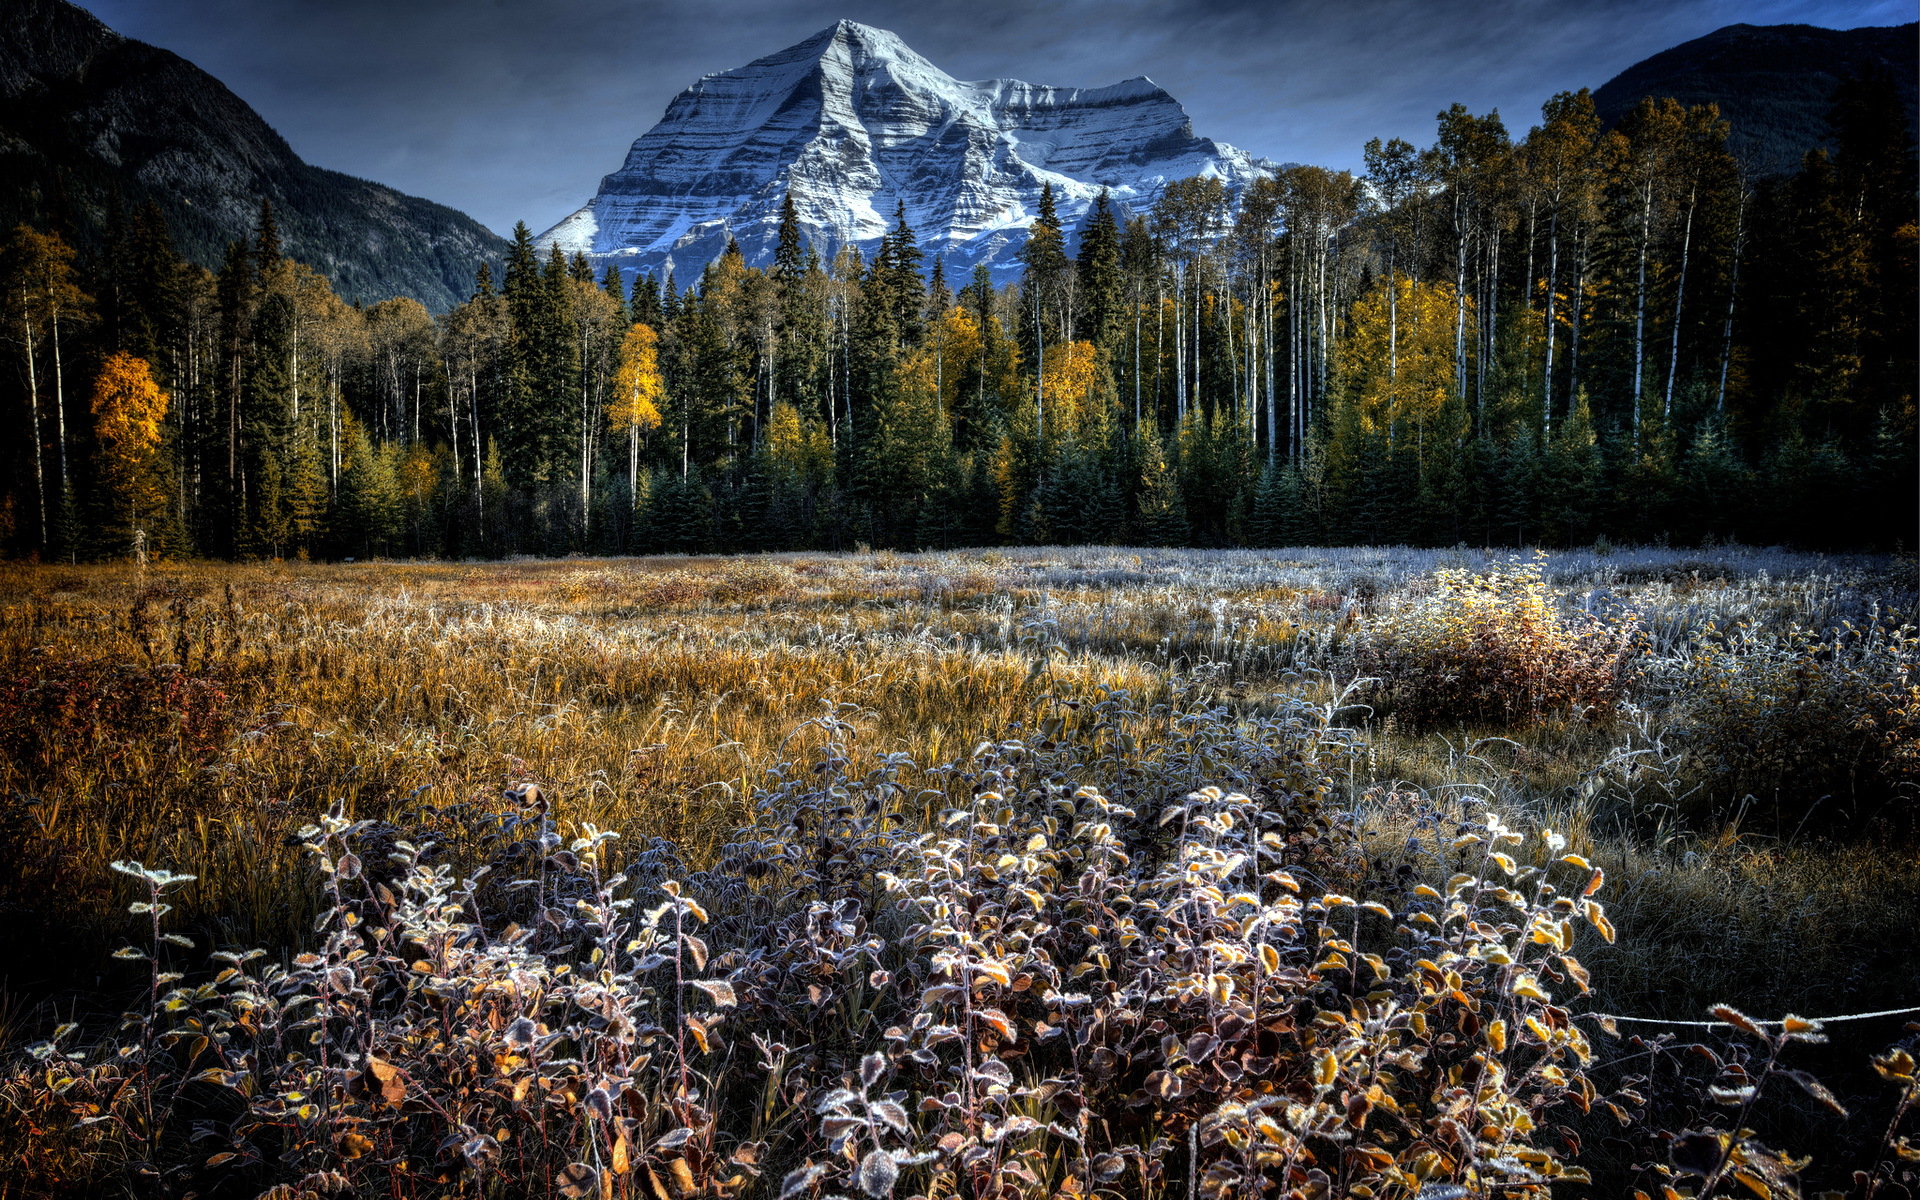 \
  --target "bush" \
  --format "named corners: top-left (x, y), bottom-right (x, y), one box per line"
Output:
top-left (1, 694), bottom-right (1631, 1198)
top-left (1677, 617), bottom-right (1920, 828)
top-left (0, 653), bottom-right (237, 776)
top-left (5, 697), bottom-right (1912, 1197)
top-left (1361, 557), bottom-right (1641, 730)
